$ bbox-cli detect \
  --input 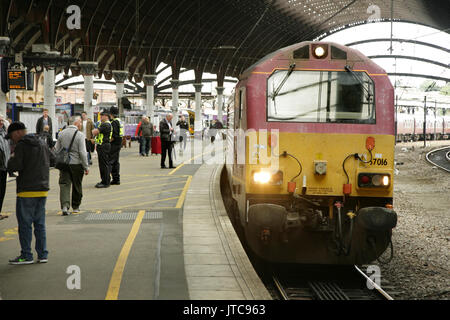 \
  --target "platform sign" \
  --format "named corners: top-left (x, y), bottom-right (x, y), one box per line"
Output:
top-left (8, 70), bottom-right (27, 90)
